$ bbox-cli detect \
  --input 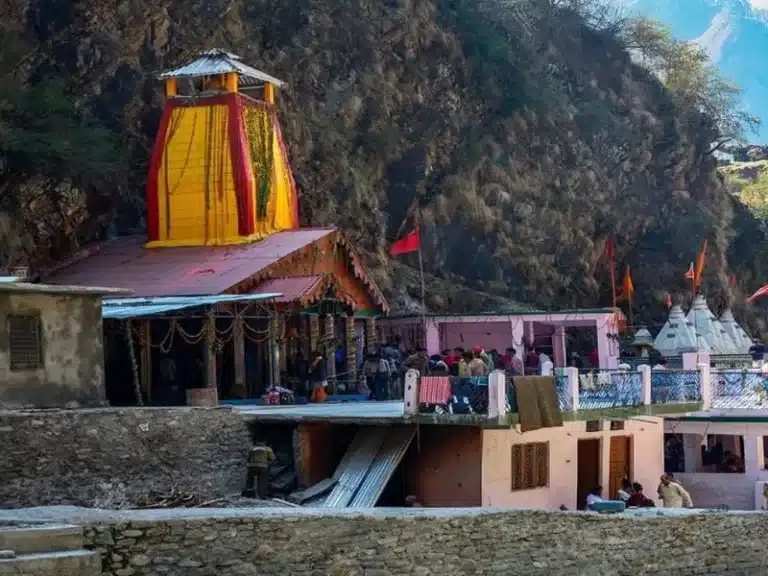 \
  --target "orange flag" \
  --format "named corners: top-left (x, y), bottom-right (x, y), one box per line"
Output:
top-left (694, 239), bottom-right (708, 289)
top-left (616, 265), bottom-right (635, 302)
